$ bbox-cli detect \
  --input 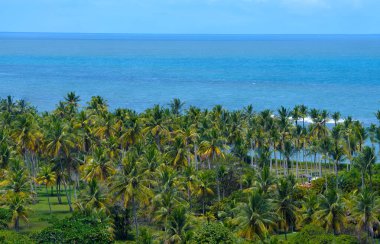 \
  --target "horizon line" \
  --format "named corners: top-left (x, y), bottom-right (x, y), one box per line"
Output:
top-left (1, 31), bottom-right (380, 36)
